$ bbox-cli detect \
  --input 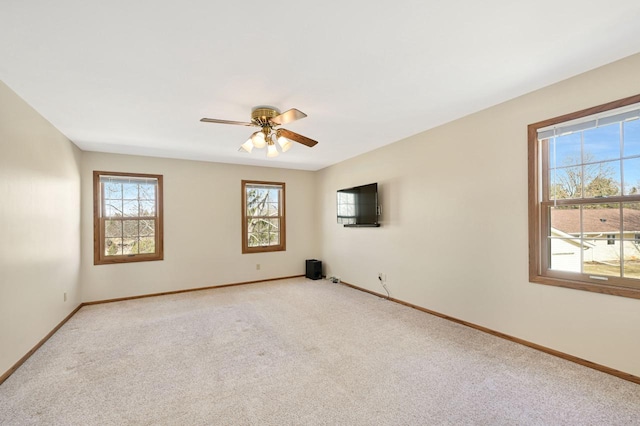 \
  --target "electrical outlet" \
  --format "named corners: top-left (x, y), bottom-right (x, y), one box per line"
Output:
top-left (63, 292), bottom-right (67, 302)
top-left (256, 264), bottom-right (261, 270)
top-left (378, 273), bottom-right (386, 281)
